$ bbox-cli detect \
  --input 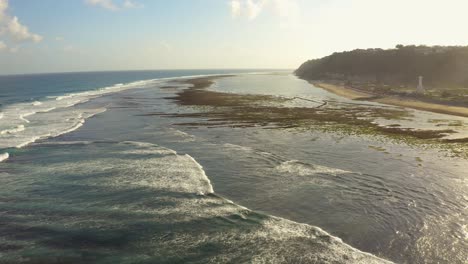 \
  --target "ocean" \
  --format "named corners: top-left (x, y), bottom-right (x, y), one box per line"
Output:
top-left (0, 70), bottom-right (467, 263)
